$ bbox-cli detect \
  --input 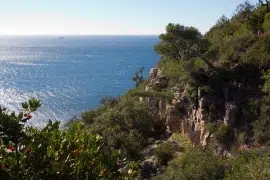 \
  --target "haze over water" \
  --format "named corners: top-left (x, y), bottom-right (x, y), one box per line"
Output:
top-left (0, 36), bottom-right (159, 126)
